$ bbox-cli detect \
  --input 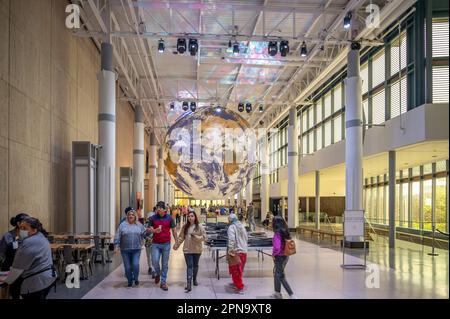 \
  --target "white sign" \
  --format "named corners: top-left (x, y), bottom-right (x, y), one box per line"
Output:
top-left (344, 210), bottom-right (365, 237)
